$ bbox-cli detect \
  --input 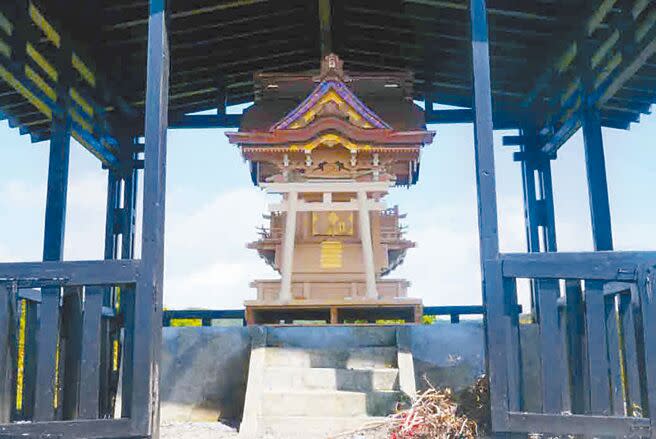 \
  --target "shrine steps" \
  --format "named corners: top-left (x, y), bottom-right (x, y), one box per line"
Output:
top-left (264, 346), bottom-right (398, 369)
top-left (263, 366), bottom-right (400, 392)
top-left (240, 326), bottom-right (416, 438)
